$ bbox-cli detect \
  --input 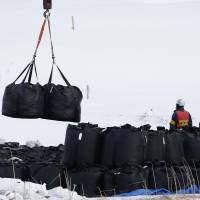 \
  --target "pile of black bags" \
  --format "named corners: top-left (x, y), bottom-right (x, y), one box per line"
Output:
top-left (0, 142), bottom-right (64, 189)
top-left (62, 123), bottom-right (200, 197)
top-left (0, 123), bottom-right (200, 197)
